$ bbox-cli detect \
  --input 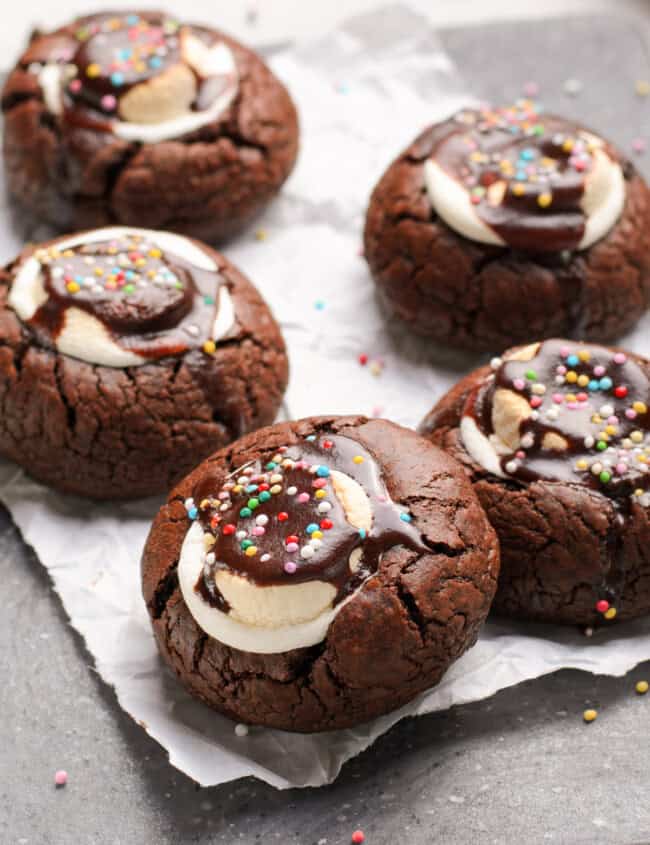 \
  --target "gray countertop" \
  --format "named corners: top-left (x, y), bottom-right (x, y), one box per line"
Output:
top-left (3, 12), bottom-right (650, 845)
